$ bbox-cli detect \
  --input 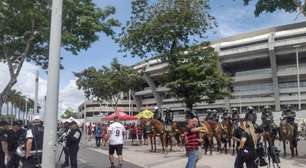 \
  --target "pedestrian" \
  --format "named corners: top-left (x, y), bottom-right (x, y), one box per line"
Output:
top-left (137, 124), bottom-right (143, 145)
top-left (7, 120), bottom-right (26, 168)
top-left (130, 123), bottom-right (137, 145)
top-left (106, 116), bottom-right (126, 168)
top-left (234, 120), bottom-right (257, 168)
top-left (0, 120), bottom-right (9, 168)
top-left (95, 124), bottom-right (102, 147)
top-left (23, 115), bottom-right (44, 168)
top-left (101, 124), bottom-right (108, 147)
top-left (66, 120), bottom-right (82, 168)
top-left (184, 118), bottom-right (203, 168)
